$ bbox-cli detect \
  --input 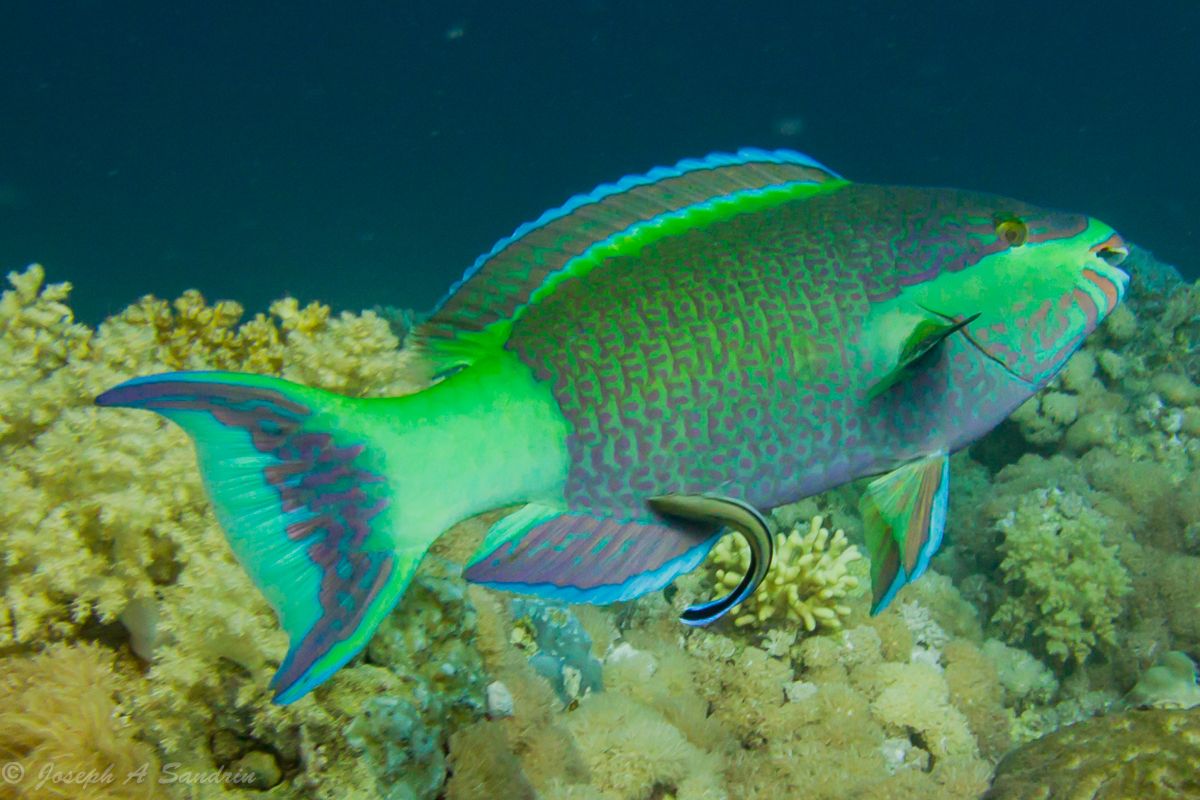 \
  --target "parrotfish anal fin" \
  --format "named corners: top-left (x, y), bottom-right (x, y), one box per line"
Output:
top-left (413, 148), bottom-right (844, 376)
top-left (646, 494), bottom-right (774, 626)
top-left (858, 451), bottom-right (950, 614)
top-left (463, 502), bottom-right (721, 604)
top-left (866, 313), bottom-right (981, 400)
top-left (96, 372), bottom-right (414, 704)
